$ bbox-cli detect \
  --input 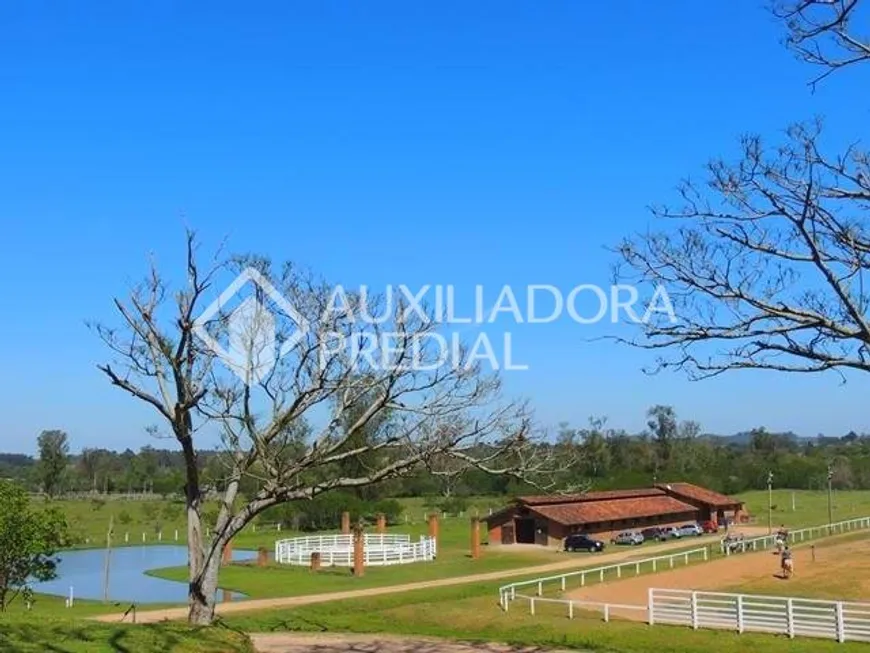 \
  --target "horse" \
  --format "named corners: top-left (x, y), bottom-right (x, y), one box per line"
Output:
top-left (781, 555), bottom-right (794, 578)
